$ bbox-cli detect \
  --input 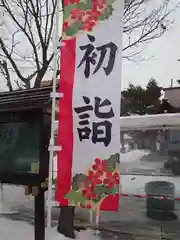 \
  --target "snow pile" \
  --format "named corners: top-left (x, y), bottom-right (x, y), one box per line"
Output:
top-left (0, 217), bottom-right (99, 240)
top-left (121, 149), bottom-right (150, 163)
